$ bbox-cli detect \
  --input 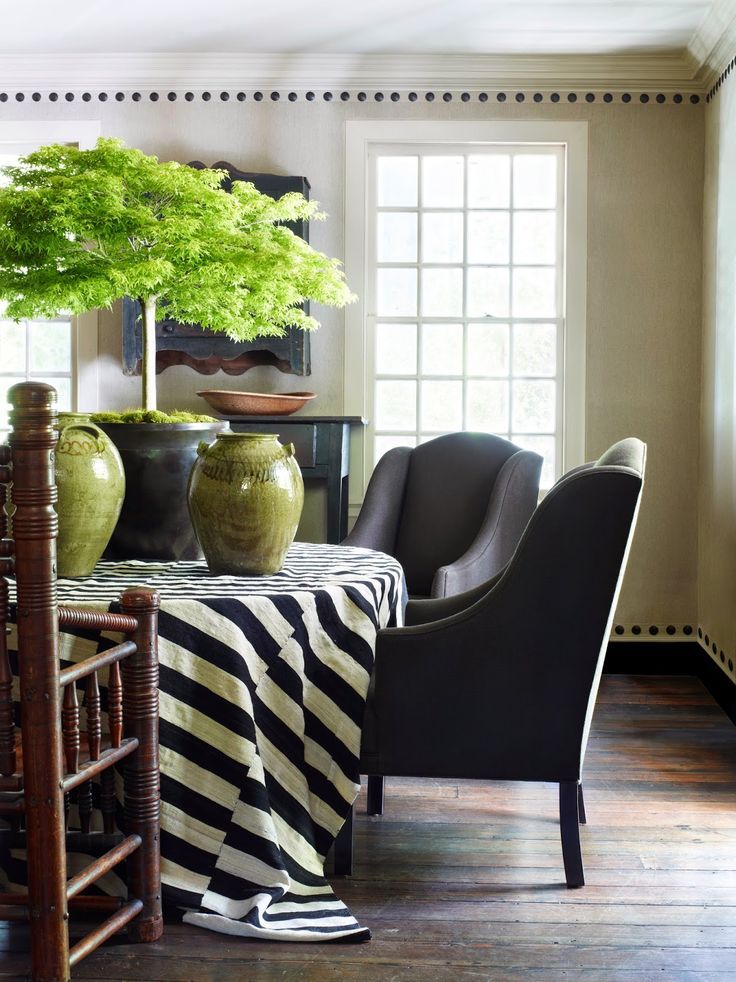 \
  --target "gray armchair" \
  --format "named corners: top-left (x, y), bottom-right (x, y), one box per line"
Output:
top-left (334, 438), bottom-right (646, 887)
top-left (343, 432), bottom-right (543, 598)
